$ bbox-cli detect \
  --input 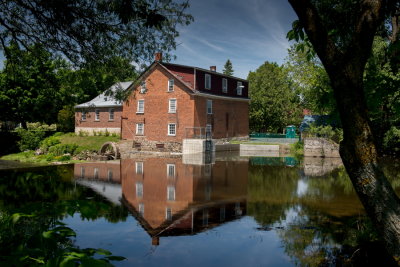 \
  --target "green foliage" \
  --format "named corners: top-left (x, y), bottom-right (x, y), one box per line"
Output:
top-left (0, 0), bottom-right (193, 65)
top-left (364, 37), bottom-right (400, 151)
top-left (285, 43), bottom-right (336, 115)
top-left (290, 141), bottom-right (304, 157)
top-left (0, 44), bottom-right (62, 125)
top-left (16, 128), bottom-right (46, 151)
top-left (222, 59), bottom-right (234, 76)
top-left (48, 144), bottom-right (79, 156)
top-left (383, 127), bottom-right (400, 154)
top-left (0, 166), bottom-right (128, 265)
top-left (40, 135), bottom-right (62, 152)
top-left (308, 124), bottom-right (343, 143)
top-left (248, 61), bottom-right (302, 133)
top-left (57, 105), bottom-right (75, 132)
